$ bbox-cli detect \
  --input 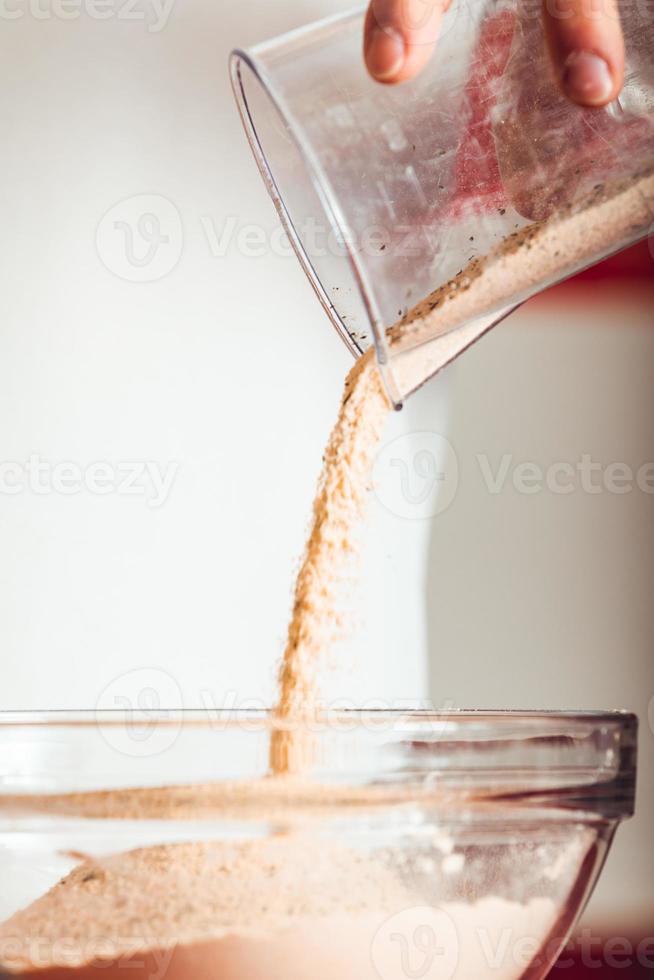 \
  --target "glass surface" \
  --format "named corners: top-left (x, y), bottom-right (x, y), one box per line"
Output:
top-left (230, 5), bottom-right (654, 404)
top-left (0, 710), bottom-right (638, 980)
